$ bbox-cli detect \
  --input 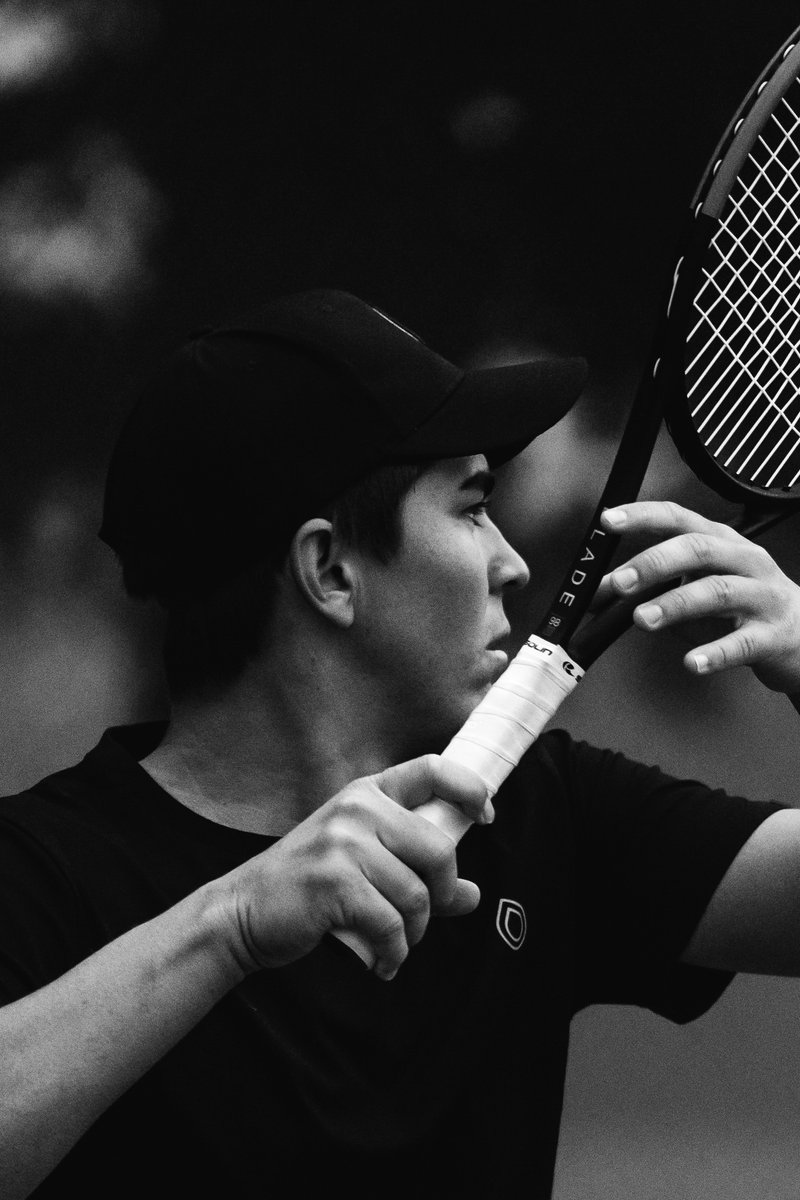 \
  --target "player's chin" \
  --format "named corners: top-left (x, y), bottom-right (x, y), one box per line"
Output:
top-left (485, 647), bottom-right (509, 680)
top-left (465, 652), bottom-right (508, 706)
top-left (439, 654), bottom-right (508, 731)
